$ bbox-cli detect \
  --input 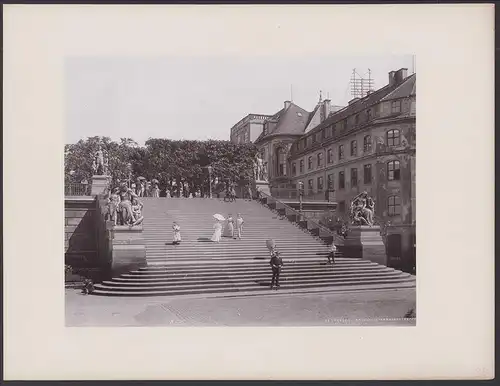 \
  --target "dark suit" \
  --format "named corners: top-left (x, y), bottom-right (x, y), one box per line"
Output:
top-left (270, 253), bottom-right (283, 288)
